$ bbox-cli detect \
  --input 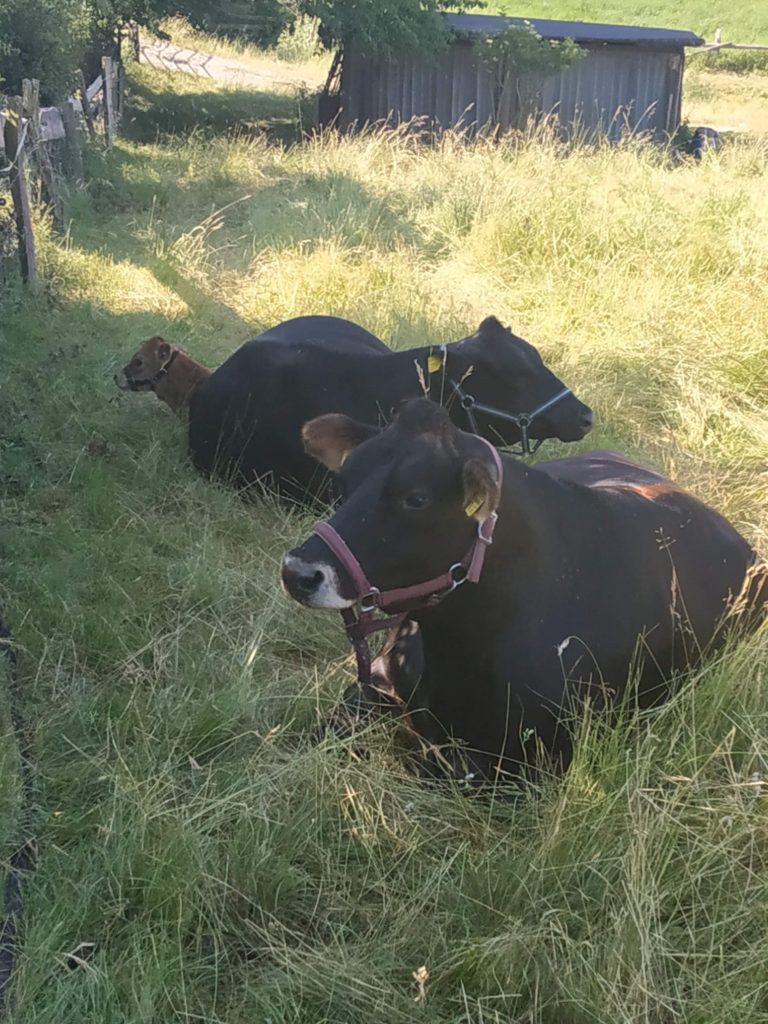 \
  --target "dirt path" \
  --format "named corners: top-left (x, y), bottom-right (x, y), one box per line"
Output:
top-left (138, 41), bottom-right (326, 91)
